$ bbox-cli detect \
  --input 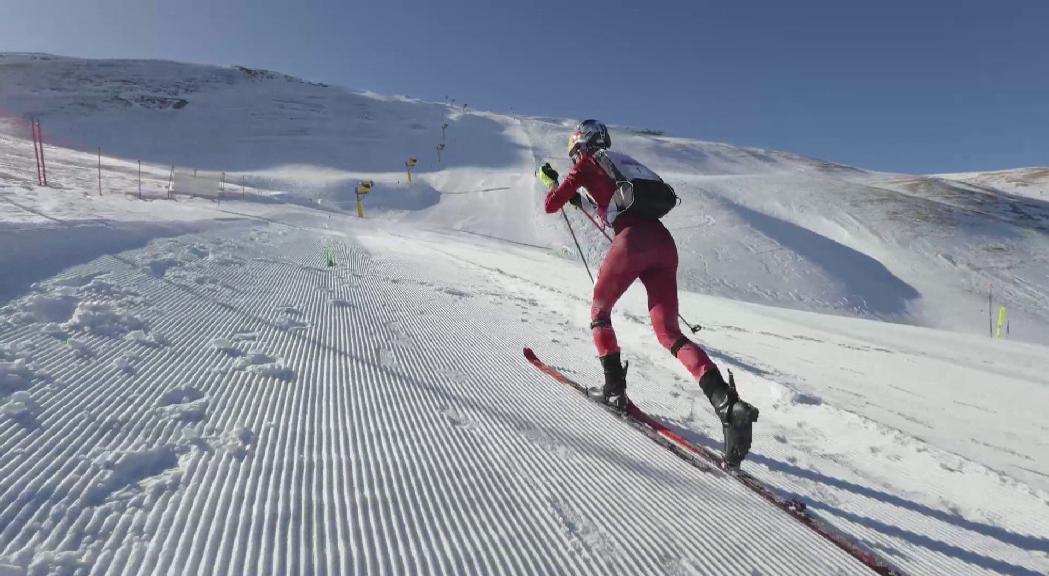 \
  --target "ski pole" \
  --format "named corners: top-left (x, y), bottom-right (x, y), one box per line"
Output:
top-left (573, 205), bottom-right (702, 333)
top-left (577, 204), bottom-right (613, 243)
top-left (561, 208), bottom-right (595, 284)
